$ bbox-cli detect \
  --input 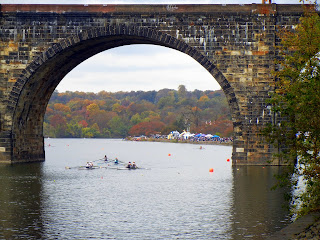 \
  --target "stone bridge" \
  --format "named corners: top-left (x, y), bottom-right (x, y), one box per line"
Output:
top-left (0, 4), bottom-right (305, 164)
